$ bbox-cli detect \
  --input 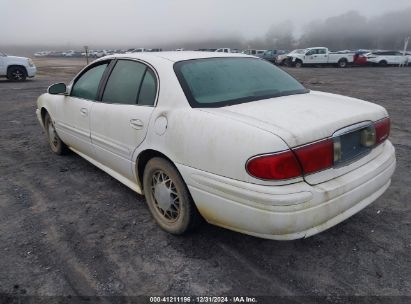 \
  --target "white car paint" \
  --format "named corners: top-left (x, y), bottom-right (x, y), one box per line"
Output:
top-left (365, 51), bottom-right (408, 65)
top-left (0, 51), bottom-right (37, 78)
top-left (36, 51), bottom-right (395, 240)
top-left (288, 47), bottom-right (354, 67)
